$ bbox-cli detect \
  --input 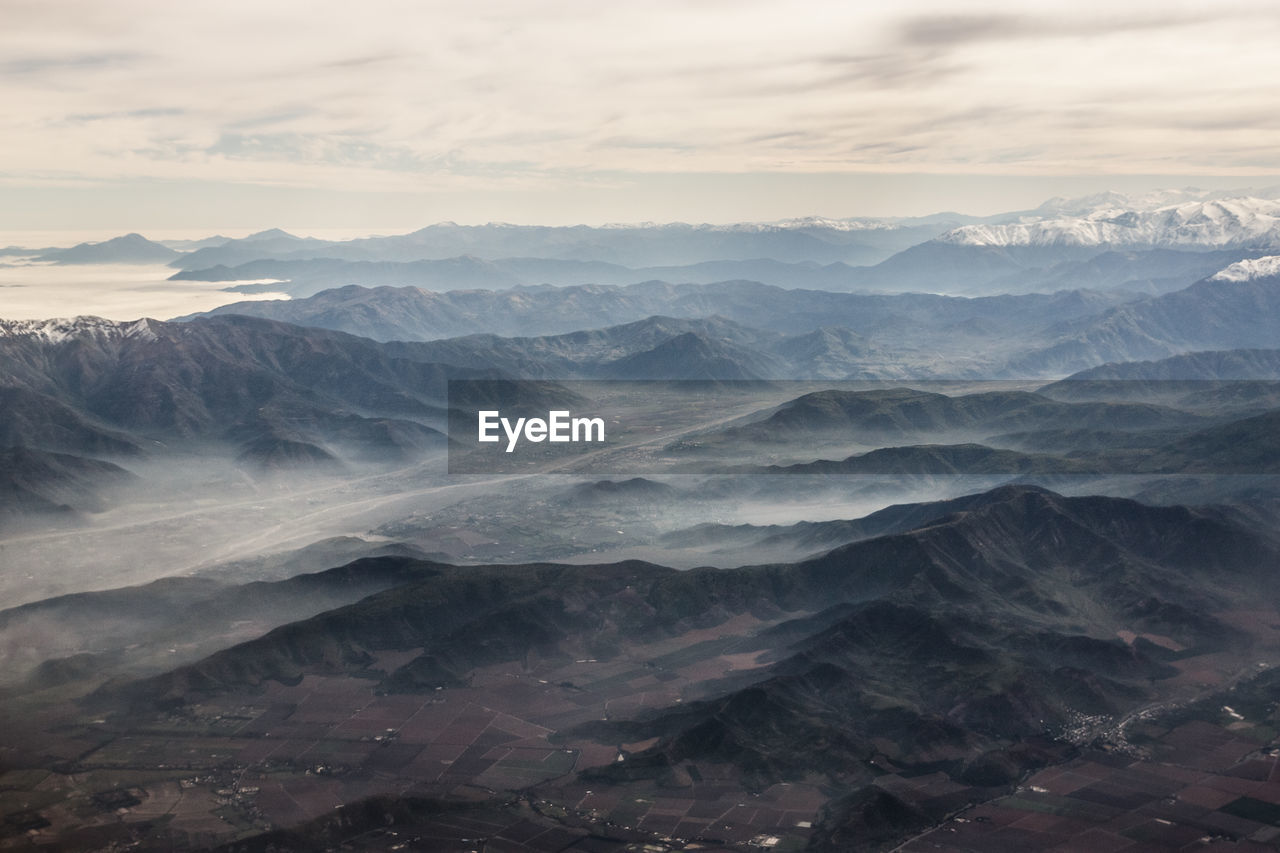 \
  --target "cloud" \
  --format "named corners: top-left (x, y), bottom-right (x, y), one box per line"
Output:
top-left (0, 0), bottom-right (1278, 211)
top-left (320, 52), bottom-right (403, 70)
top-left (64, 107), bottom-right (185, 124)
top-left (0, 51), bottom-right (144, 77)
top-left (896, 6), bottom-right (1237, 48)
top-left (898, 13), bottom-right (1030, 46)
